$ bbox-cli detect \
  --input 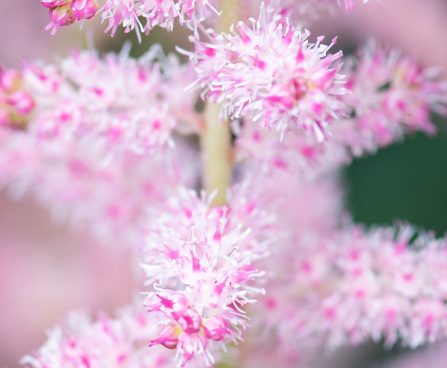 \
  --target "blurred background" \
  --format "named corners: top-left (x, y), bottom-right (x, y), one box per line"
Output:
top-left (1, 0), bottom-right (447, 367)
